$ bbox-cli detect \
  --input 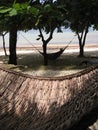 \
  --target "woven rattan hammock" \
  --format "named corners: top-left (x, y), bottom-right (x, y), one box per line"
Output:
top-left (0, 66), bottom-right (98, 130)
